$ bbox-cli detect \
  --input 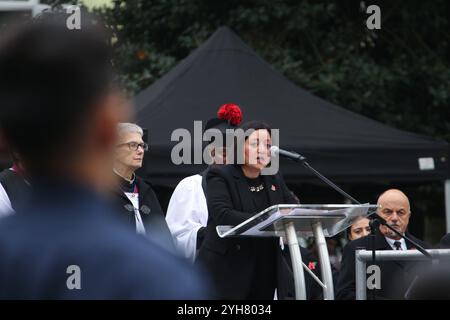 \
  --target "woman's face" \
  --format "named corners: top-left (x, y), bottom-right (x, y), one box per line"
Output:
top-left (114, 132), bottom-right (145, 171)
top-left (244, 129), bottom-right (272, 171)
top-left (349, 218), bottom-right (371, 241)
